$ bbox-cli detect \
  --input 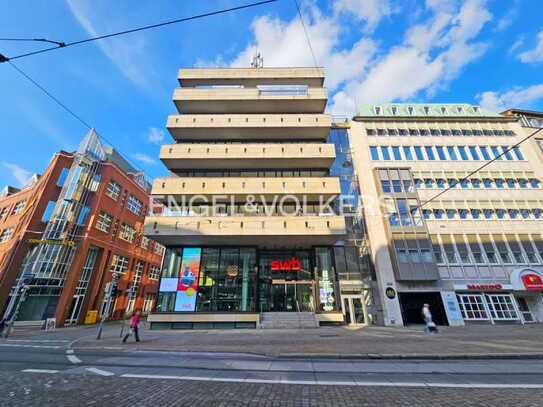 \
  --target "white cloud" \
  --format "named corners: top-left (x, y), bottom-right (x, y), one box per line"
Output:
top-left (147, 127), bottom-right (165, 144)
top-left (2, 162), bottom-right (32, 187)
top-left (132, 153), bottom-right (156, 165)
top-left (331, 0), bottom-right (492, 114)
top-left (333, 0), bottom-right (394, 31)
top-left (519, 30), bottom-right (543, 63)
top-left (509, 37), bottom-right (524, 55)
top-left (495, 6), bottom-right (518, 32)
top-left (65, 0), bottom-right (157, 91)
top-left (477, 84), bottom-right (543, 112)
